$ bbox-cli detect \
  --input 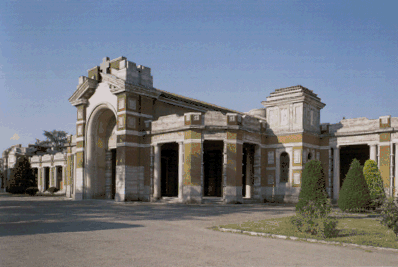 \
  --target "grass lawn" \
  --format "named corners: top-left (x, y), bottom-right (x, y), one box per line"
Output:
top-left (219, 211), bottom-right (398, 249)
